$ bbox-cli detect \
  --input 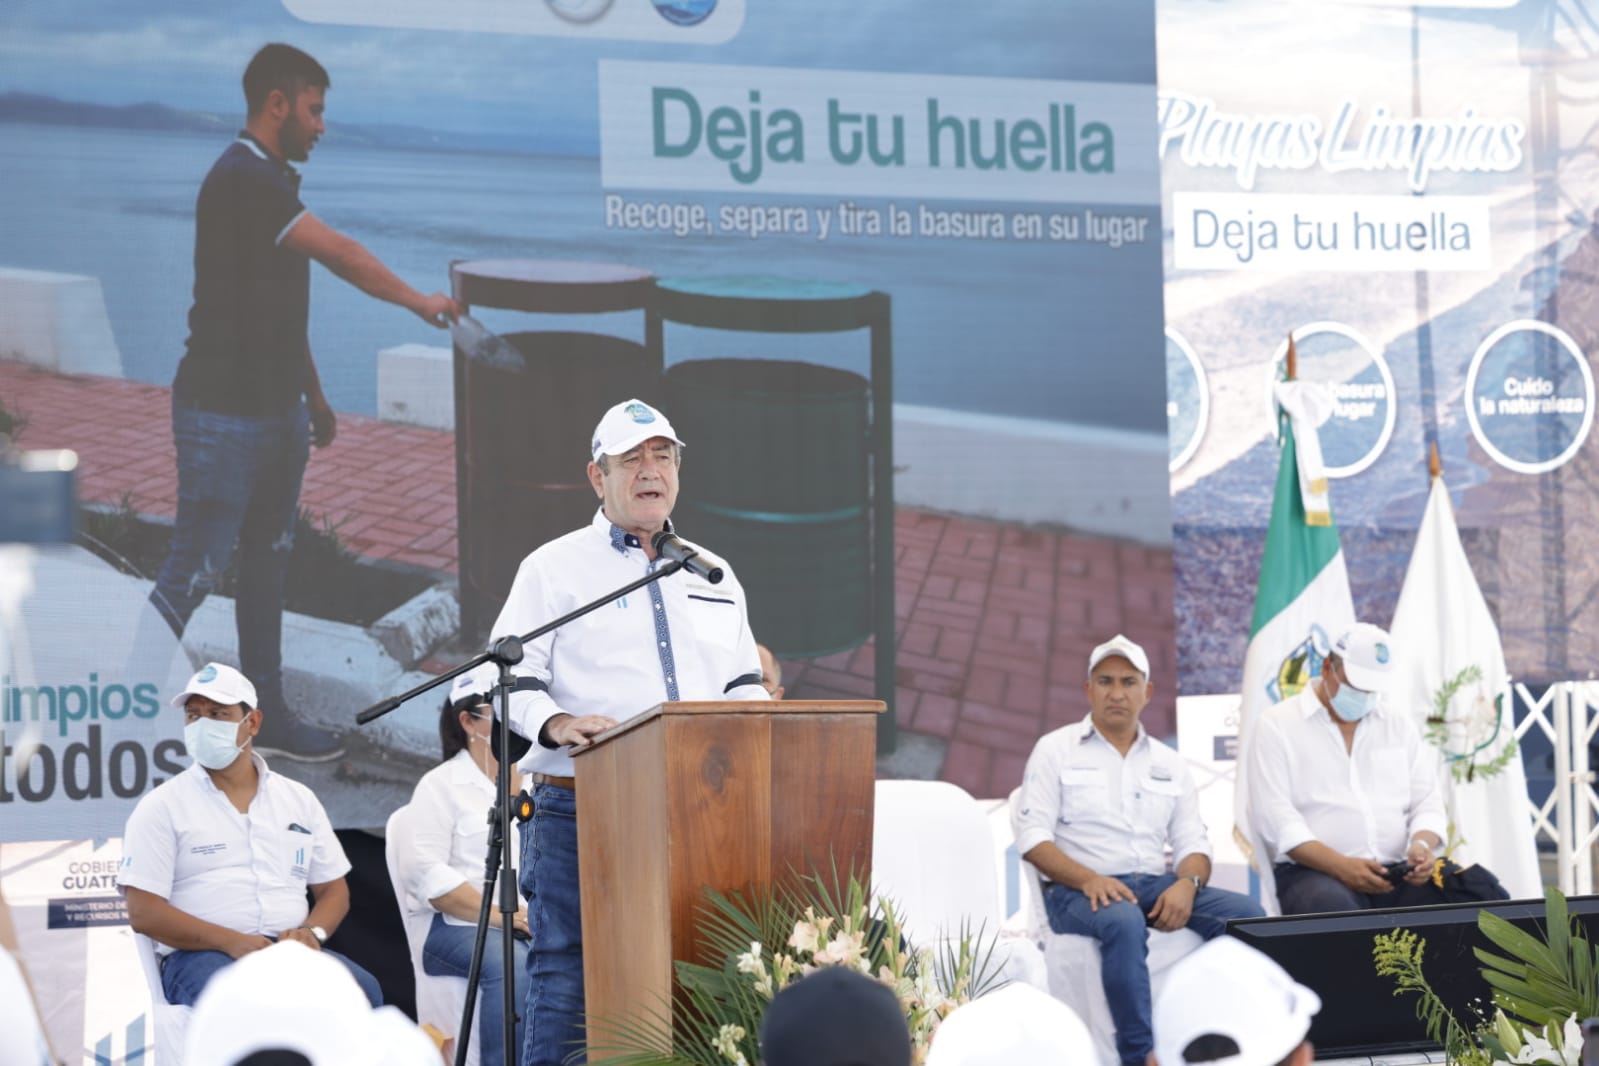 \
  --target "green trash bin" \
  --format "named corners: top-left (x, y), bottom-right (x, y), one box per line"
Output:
top-left (451, 258), bottom-right (659, 642)
top-left (665, 357), bottom-right (870, 658)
